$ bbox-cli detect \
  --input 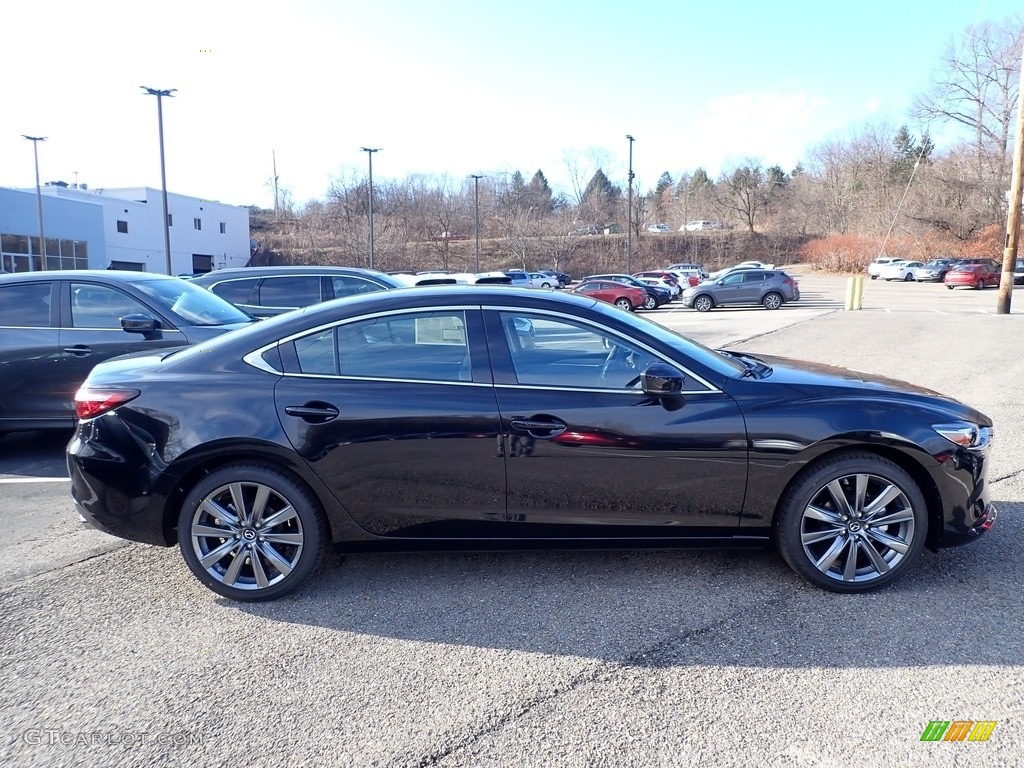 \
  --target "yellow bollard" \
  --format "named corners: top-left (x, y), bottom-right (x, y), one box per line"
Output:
top-left (853, 276), bottom-right (864, 310)
top-left (845, 277), bottom-right (855, 310)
